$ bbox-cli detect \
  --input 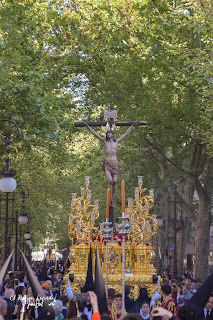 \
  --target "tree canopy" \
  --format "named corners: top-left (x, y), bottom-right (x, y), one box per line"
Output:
top-left (0, 0), bottom-right (212, 278)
